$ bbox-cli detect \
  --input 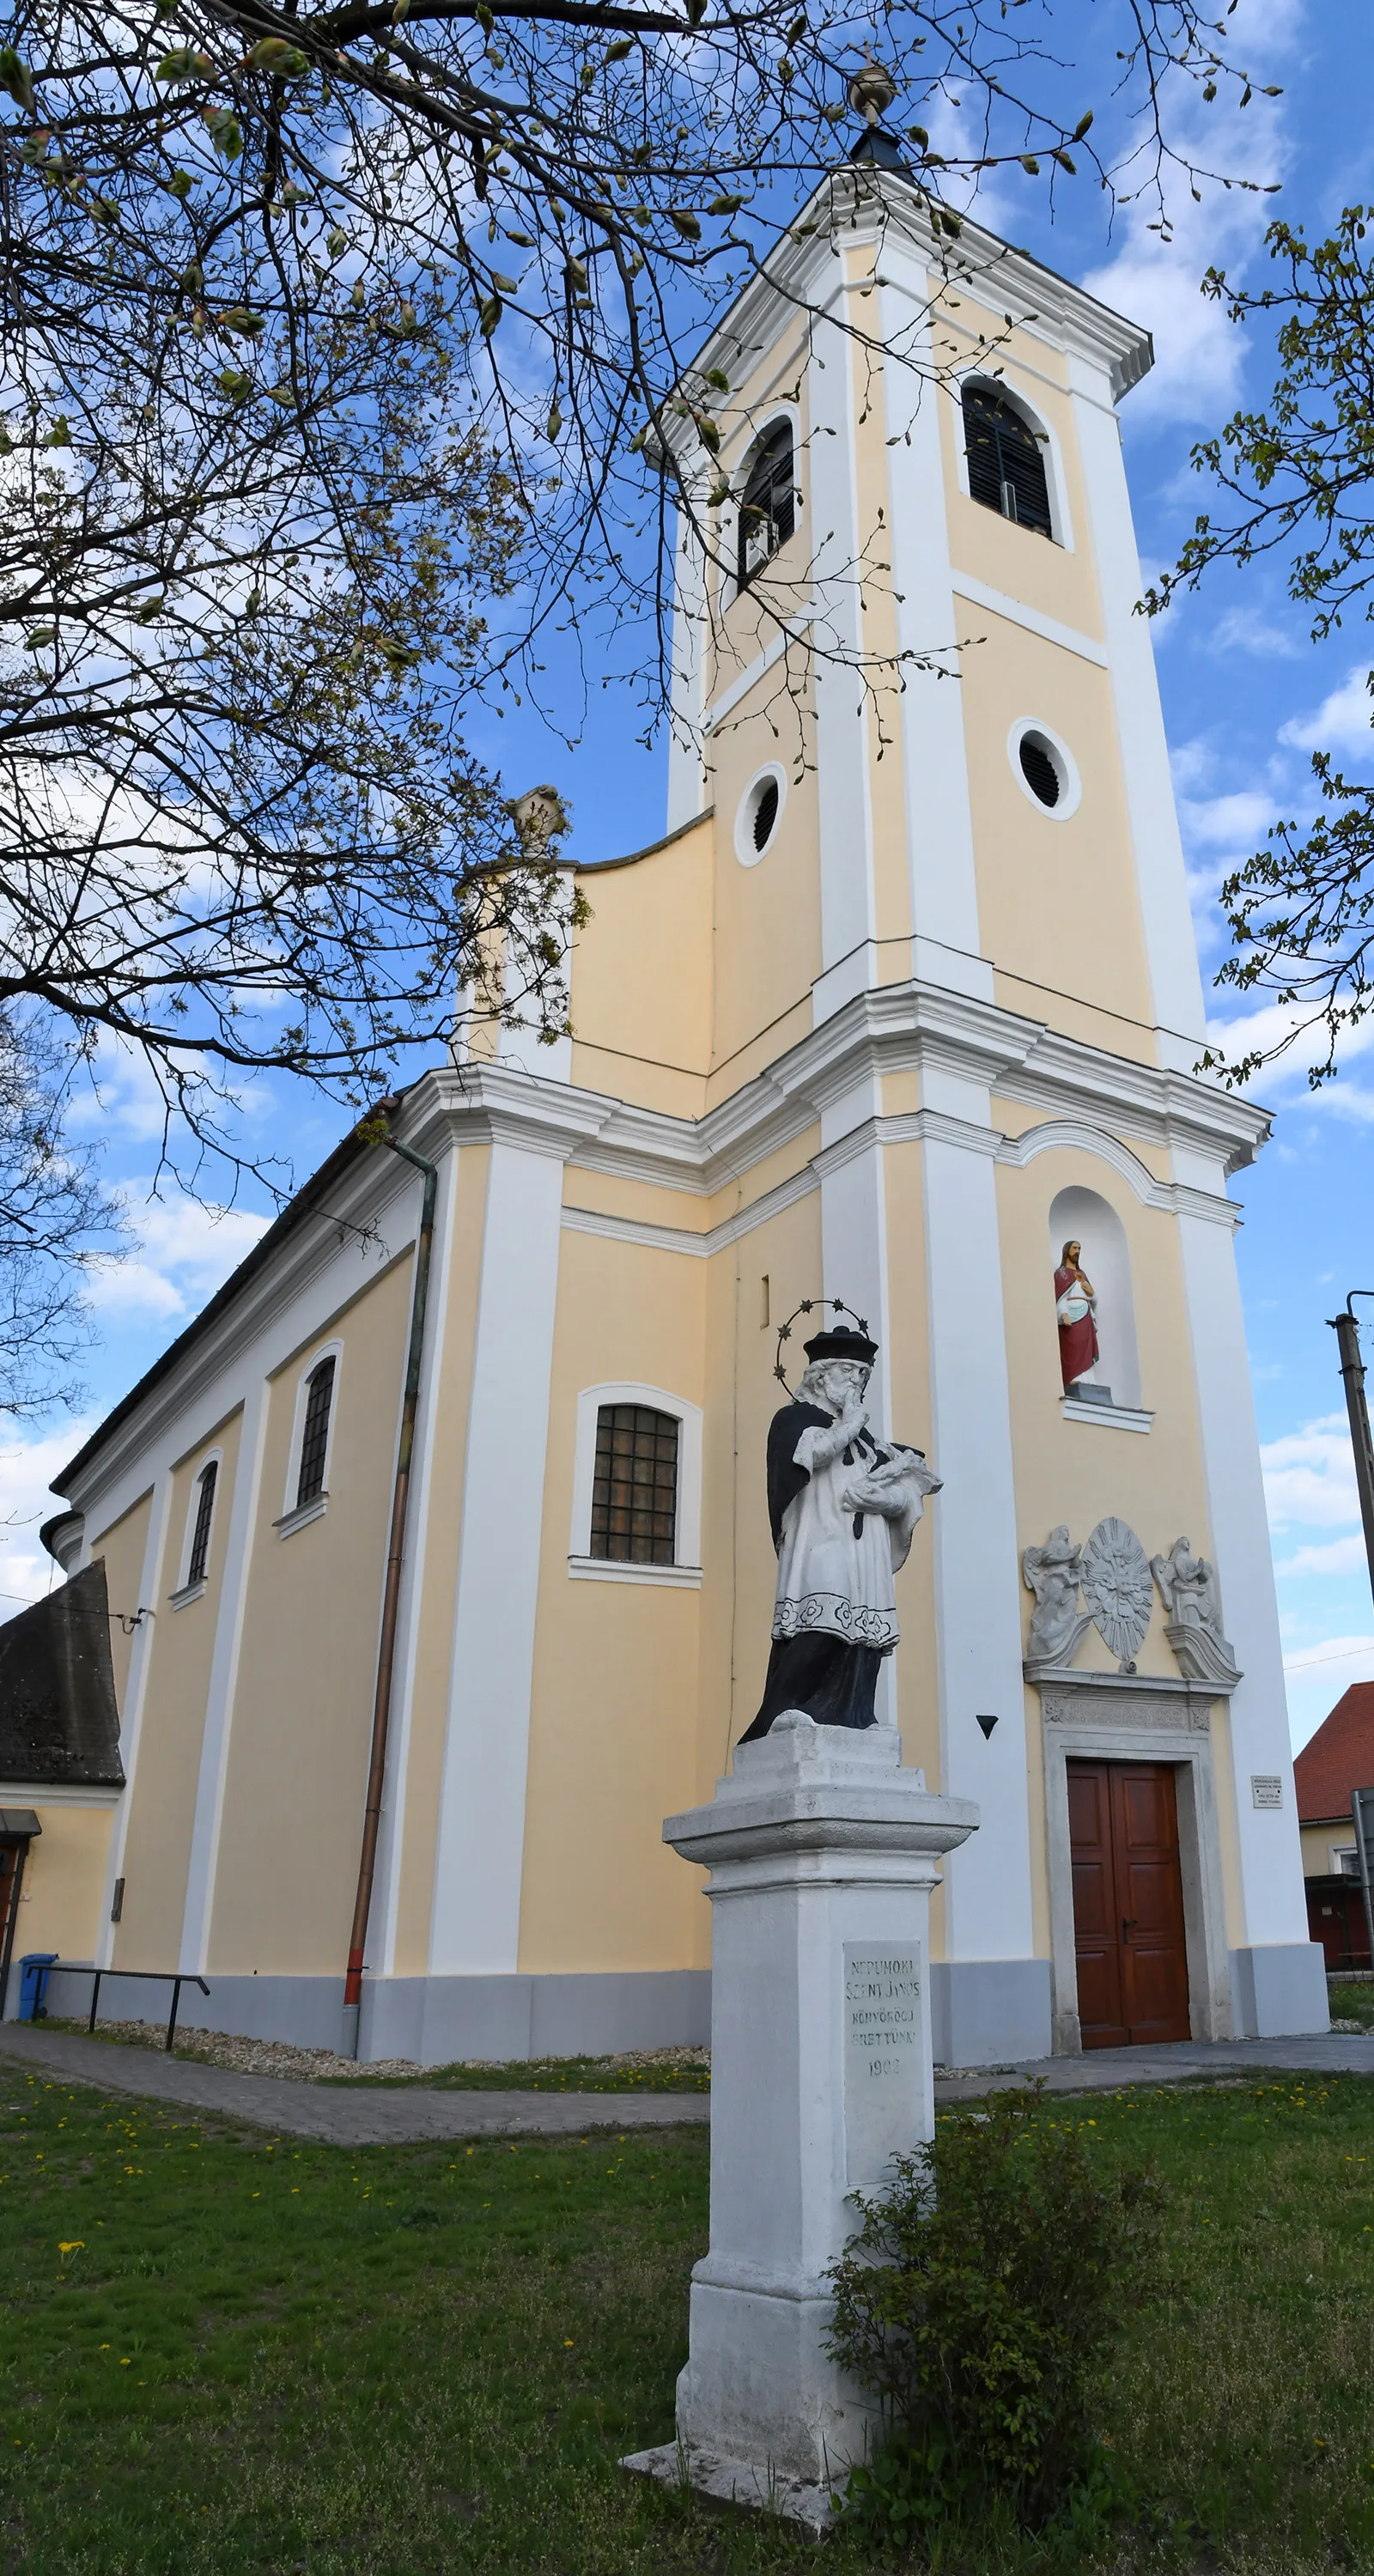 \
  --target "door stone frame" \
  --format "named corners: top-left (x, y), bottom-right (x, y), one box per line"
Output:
top-left (1033, 1670), bottom-right (1234, 2055)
